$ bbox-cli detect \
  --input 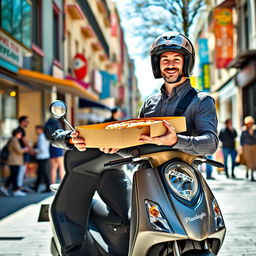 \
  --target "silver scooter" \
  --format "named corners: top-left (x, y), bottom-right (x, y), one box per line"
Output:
top-left (48, 100), bottom-right (226, 256)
